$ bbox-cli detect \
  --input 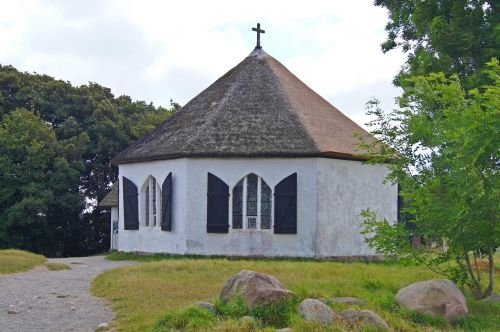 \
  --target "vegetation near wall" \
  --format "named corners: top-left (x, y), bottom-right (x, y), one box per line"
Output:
top-left (0, 65), bottom-right (178, 257)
